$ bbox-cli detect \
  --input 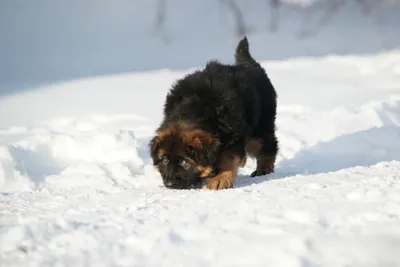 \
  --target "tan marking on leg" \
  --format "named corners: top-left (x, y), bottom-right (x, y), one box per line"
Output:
top-left (246, 138), bottom-right (263, 157)
top-left (207, 155), bottom-right (240, 190)
top-left (251, 155), bottom-right (275, 177)
top-left (196, 165), bottom-right (215, 178)
top-left (239, 156), bottom-right (247, 168)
